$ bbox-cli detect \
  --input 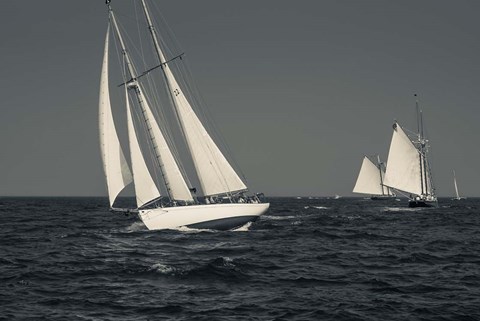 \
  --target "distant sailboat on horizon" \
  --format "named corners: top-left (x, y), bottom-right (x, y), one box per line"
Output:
top-left (382, 95), bottom-right (438, 208)
top-left (353, 155), bottom-right (395, 200)
top-left (98, 0), bottom-right (269, 230)
top-left (452, 170), bottom-right (466, 201)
